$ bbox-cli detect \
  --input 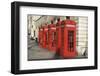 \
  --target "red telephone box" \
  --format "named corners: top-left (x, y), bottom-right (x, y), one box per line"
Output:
top-left (60, 17), bottom-right (77, 58)
top-left (48, 21), bottom-right (56, 51)
top-left (56, 18), bottom-right (62, 55)
top-left (42, 24), bottom-right (49, 48)
top-left (38, 26), bottom-right (44, 48)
